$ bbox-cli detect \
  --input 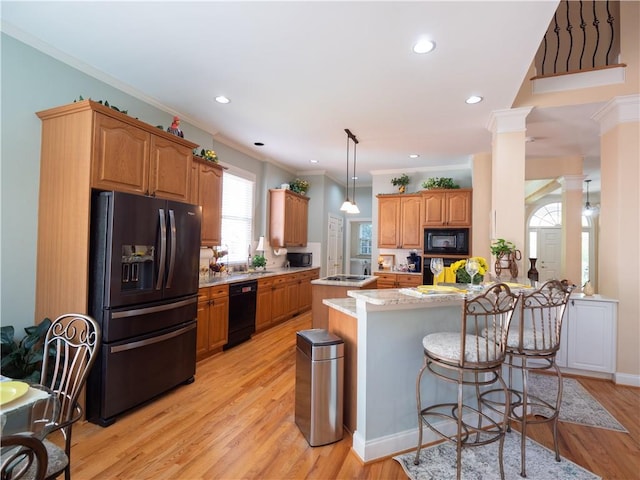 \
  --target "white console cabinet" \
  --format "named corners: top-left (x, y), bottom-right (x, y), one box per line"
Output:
top-left (557, 294), bottom-right (618, 375)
